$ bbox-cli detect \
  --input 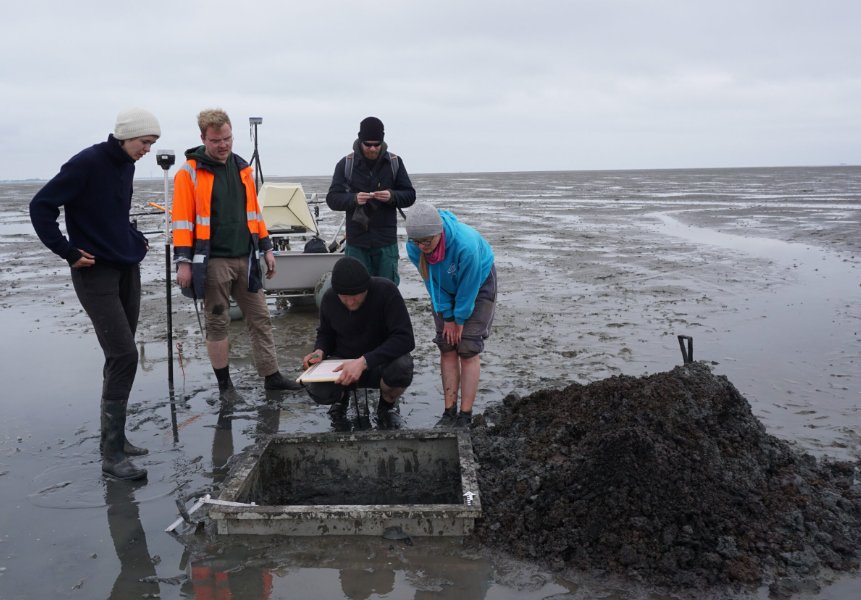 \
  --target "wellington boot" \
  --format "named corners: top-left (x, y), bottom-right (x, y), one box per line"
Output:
top-left (327, 392), bottom-right (350, 430)
top-left (218, 385), bottom-right (245, 406)
top-left (102, 456), bottom-right (147, 480)
top-left (101, 437), bottom-right (149, 456)
top-left (99, 400), bottom-right (148, 456)
top-left (102, 400), bottom-right (147, 481)
top-left (376, 396), bottom-right (403, 430)
top-left (122, 438), bottom-right (149, 456)
top-left (377, 409), bottom-right (404, 430)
